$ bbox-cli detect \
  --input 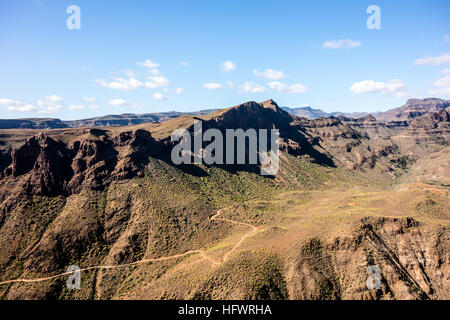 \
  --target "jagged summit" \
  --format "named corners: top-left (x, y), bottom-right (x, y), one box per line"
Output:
top-left (1, 97), bottom-right (450, 129)
top-left (260, 99), bottom-right (281, 111)
top-left (222, 99), bottom-right (285, 114)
